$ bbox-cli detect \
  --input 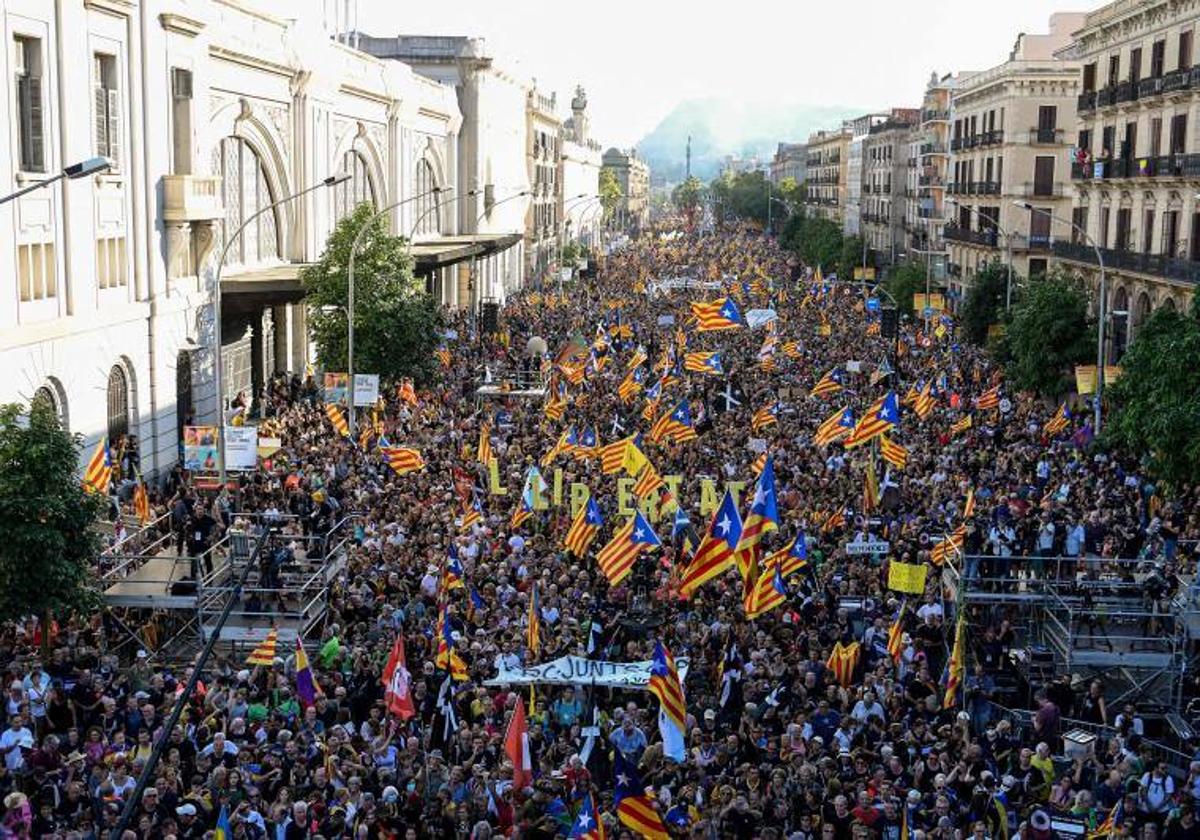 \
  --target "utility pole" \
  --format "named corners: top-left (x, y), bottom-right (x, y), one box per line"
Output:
top-left (686, 135), bottom-right (692, 180)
